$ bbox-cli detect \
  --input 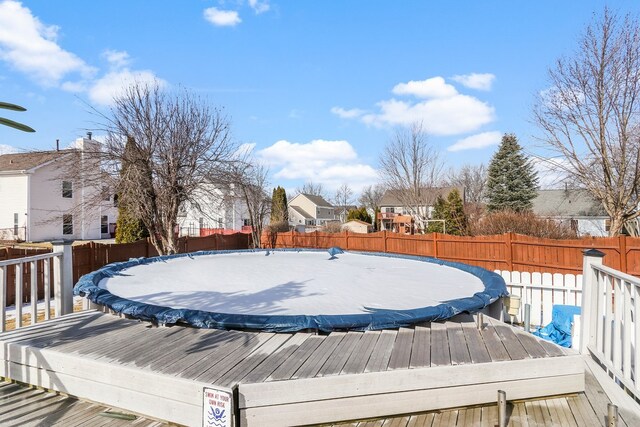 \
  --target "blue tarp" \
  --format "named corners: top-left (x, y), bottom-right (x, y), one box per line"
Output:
top-left (532, 304), bottom-right (581, 347)
top-left (73, 248), bottom-right (508, 332)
